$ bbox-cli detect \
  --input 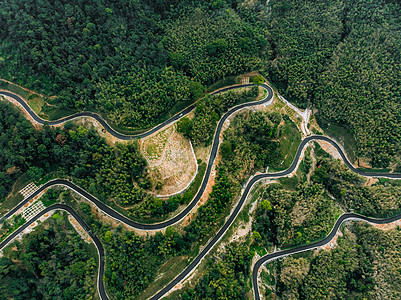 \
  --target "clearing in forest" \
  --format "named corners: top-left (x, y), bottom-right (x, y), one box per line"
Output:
top-left (140, 124), bottom-right (197, 197)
